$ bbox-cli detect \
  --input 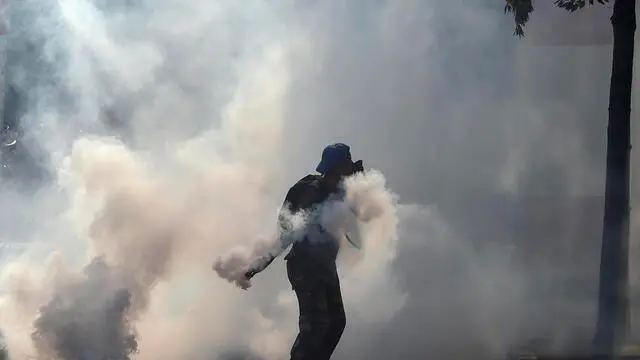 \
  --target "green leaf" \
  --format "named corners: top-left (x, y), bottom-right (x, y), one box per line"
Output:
top-left (554, 0), bottom-right (610, 12)
top-left (506, 0), bottom-right (610, 36)
top-left (505, 0), bottom-right (534, 37)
